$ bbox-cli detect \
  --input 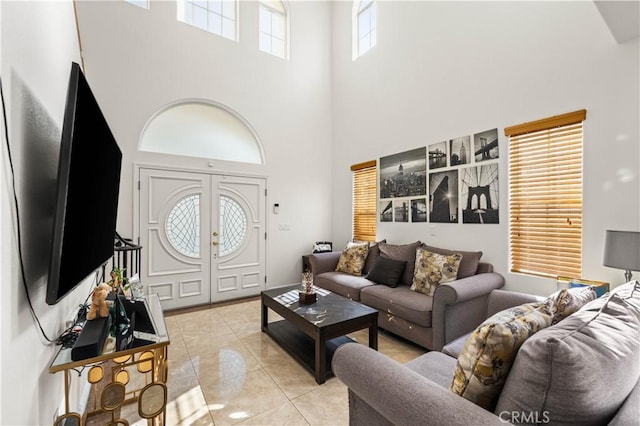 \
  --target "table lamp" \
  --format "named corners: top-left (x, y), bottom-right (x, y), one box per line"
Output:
top-left (603, 230), bottom-right (640, 282)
